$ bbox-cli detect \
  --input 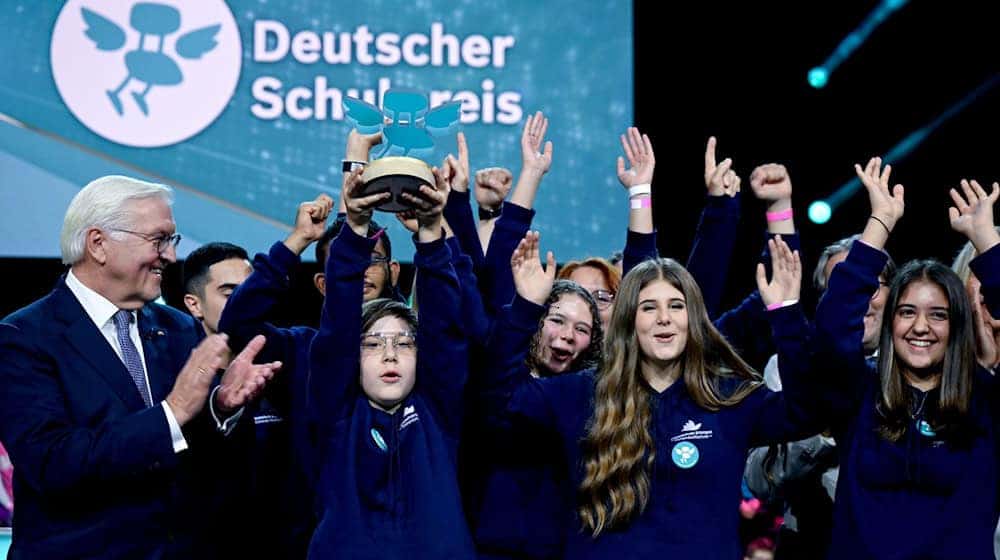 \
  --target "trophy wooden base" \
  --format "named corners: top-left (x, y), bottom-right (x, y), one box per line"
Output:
top-left (360, 156), bottom-right (435, 213)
